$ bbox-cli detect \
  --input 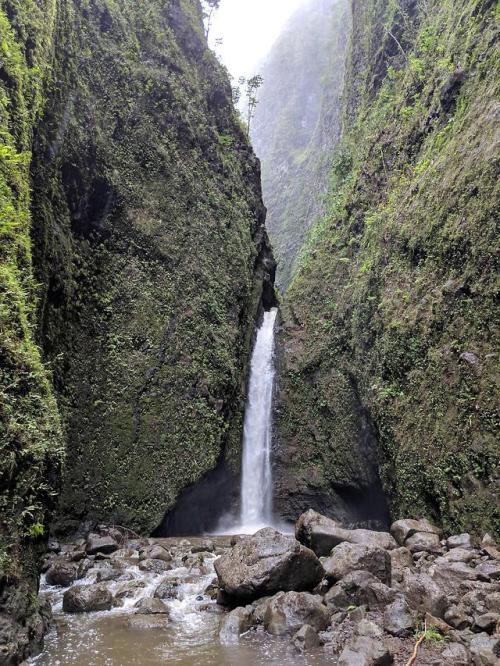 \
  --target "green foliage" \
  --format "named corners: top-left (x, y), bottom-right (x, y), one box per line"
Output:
top-left (278, 0), bottom-right (499, 536)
